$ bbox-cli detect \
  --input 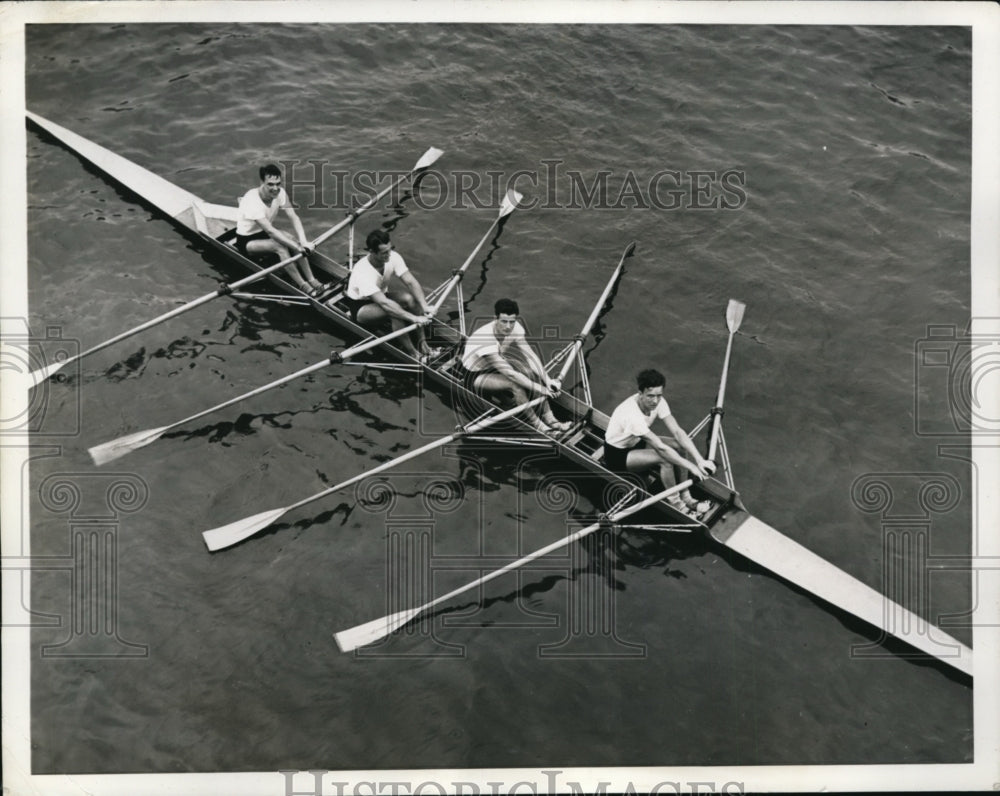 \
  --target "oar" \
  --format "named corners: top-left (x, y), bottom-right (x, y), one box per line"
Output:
top-left (29, 146), bottom-right (444, 388)
top-left (334, 478), bottom-right (694, 653)
top-left (707, 299), bottom-right (746, 462)
top-left (88, 322), bottom-right (428, 466)
top-left (426, 189), bottom-right (522, 316)
top-left (201, 396), bottom-right (548, 551)
top-left (88, 191), bottom-right (524, 467)
top-left (554, 240), bottom-right (635, 384)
